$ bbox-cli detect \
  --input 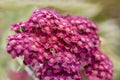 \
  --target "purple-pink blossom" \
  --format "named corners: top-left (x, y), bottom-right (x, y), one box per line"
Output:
top-left (7, 8), bottom-right (113, 80)
top-left (8, 70), bottom-right (33, 80)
